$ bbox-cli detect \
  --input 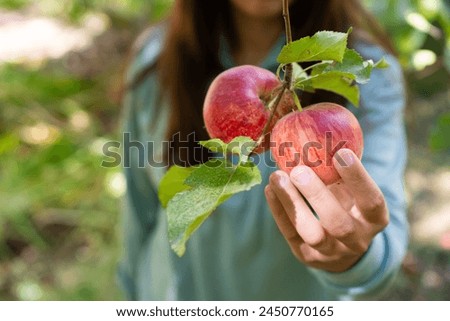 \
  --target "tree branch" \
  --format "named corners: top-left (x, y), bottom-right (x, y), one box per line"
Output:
top-left (282, 0), bottom-right (293, 88)
top-left (248, 0), bottom-right (296, 155)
